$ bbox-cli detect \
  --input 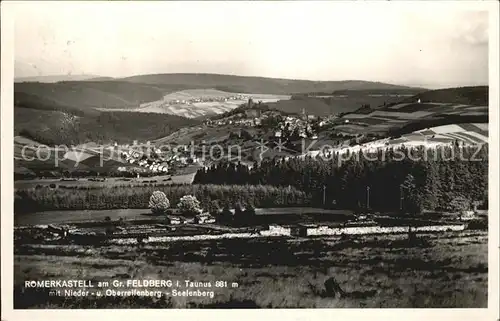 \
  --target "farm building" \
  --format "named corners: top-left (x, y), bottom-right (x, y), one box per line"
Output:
top-left (195, 213), bottom-right (216, 224)
top-left (260, 224), bottom-right (291, 236)
top-left (166, 216), bottom-right (182, 225)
